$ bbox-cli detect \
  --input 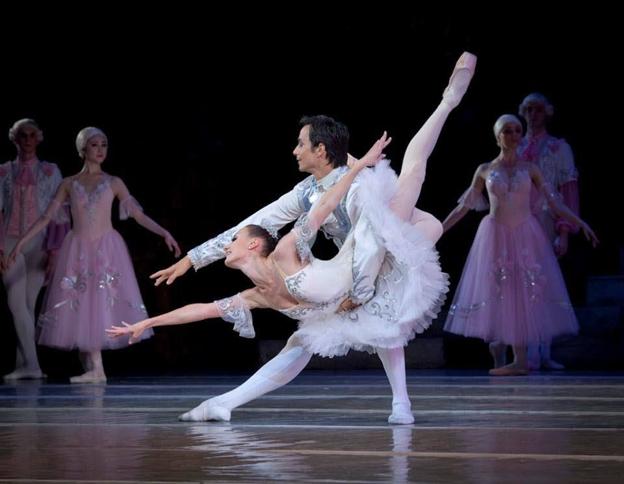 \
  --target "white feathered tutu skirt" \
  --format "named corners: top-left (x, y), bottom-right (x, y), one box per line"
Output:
top-left (293, 161), bottom-right (449, 357)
